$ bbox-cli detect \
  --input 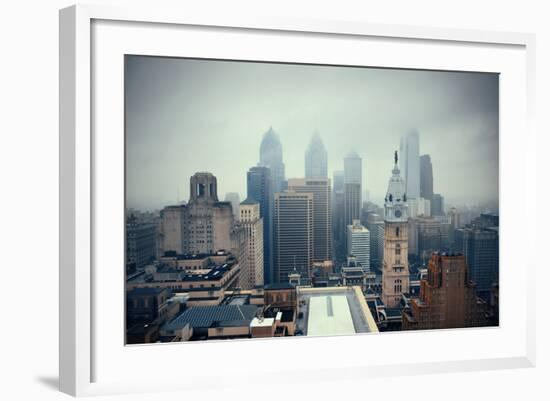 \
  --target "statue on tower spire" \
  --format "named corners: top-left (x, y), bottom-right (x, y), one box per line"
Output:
top-left (394, 150), bottom-right (398, 165)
